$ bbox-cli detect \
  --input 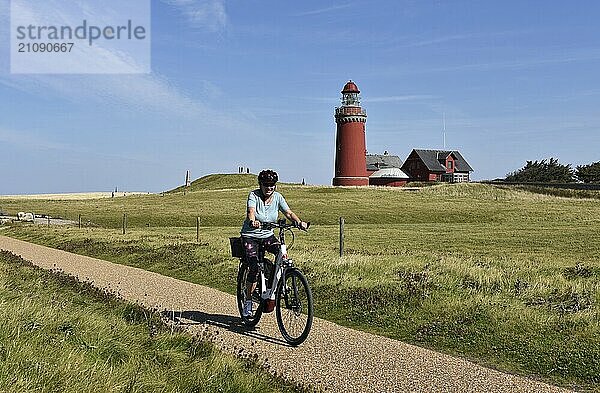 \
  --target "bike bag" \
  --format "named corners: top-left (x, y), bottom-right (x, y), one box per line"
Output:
top-left (263, 299), bottom-right (275, 313)
top-left (229, 237), bottom-right (244, 258)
